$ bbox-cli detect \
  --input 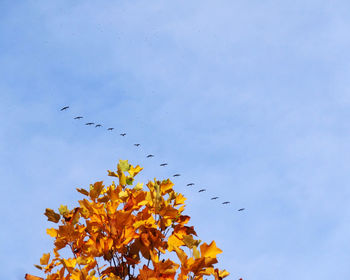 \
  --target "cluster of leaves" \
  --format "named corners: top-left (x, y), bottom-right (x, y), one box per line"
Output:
top-left (26, 160), bottom-right (230, 280)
